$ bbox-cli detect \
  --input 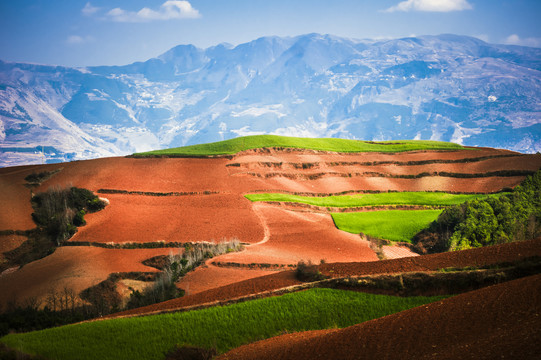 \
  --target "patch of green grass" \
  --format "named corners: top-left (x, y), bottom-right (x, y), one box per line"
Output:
top-left (246, 192), bottom-right (505, 208)
top-left (1, 288), bottom-right (446, 360)
top-left (133, 135), bottom-right (464, 157)
top-left (332, 209), bottom-right (443, 242)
